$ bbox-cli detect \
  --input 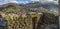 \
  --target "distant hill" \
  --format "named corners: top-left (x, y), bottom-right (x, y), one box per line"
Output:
top-left (0, 2), bottom-right (58, 16)
top-left (25, 2), bottom-right (58, 11)
top-left (0, 2), bottom-right (58, 10)
top-left (0, 3), bottom-right (21, 13)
